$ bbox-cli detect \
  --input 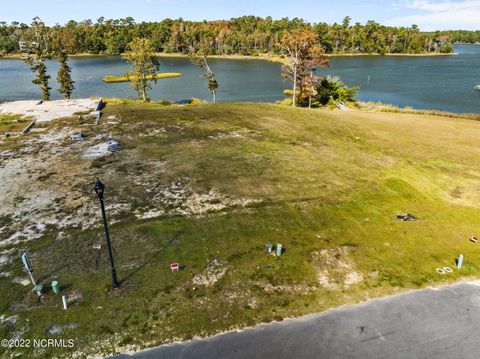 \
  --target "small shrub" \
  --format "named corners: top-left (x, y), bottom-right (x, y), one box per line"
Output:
top-left (283, 89), bottom-right (297, 96)
top-left (315, 76), bottom-right (359, 106)
top-left (191, 98), bottom-right (206, 105)
top-left (163, 283), bottom-right (175, 294)
top-left (157, 99), bottom-right (172, 106)
top-left (99, 325), bottom-right (114, 335)
top-left (439, 43), bottom-right (454, 54)
top-left (276, 98), bottom-right (293, 106)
